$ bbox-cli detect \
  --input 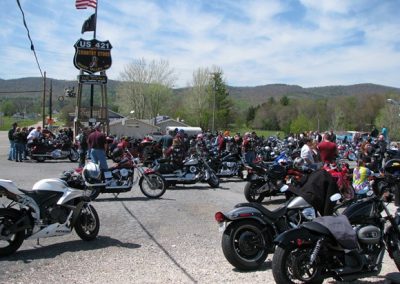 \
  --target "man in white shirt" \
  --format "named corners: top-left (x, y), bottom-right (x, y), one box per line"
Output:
top-left (27, 126), bottom-right (42, 143)
top-left (301, 137), bottom-right (315, 167)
